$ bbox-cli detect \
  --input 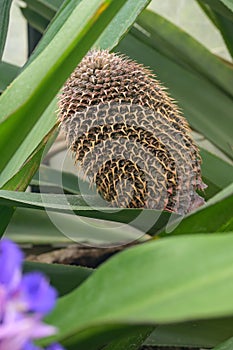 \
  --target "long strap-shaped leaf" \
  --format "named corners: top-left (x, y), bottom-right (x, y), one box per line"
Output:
top-left (0, 61), bottom-right (20, 93)
top-left (0, 190), bottom-right (172, 235)
top-left (1, 185), bottom-right (232, 235)
top-left (0, 0), bottom-right (13, 59)
top-left (197, 0), bottom-right (233, 58)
